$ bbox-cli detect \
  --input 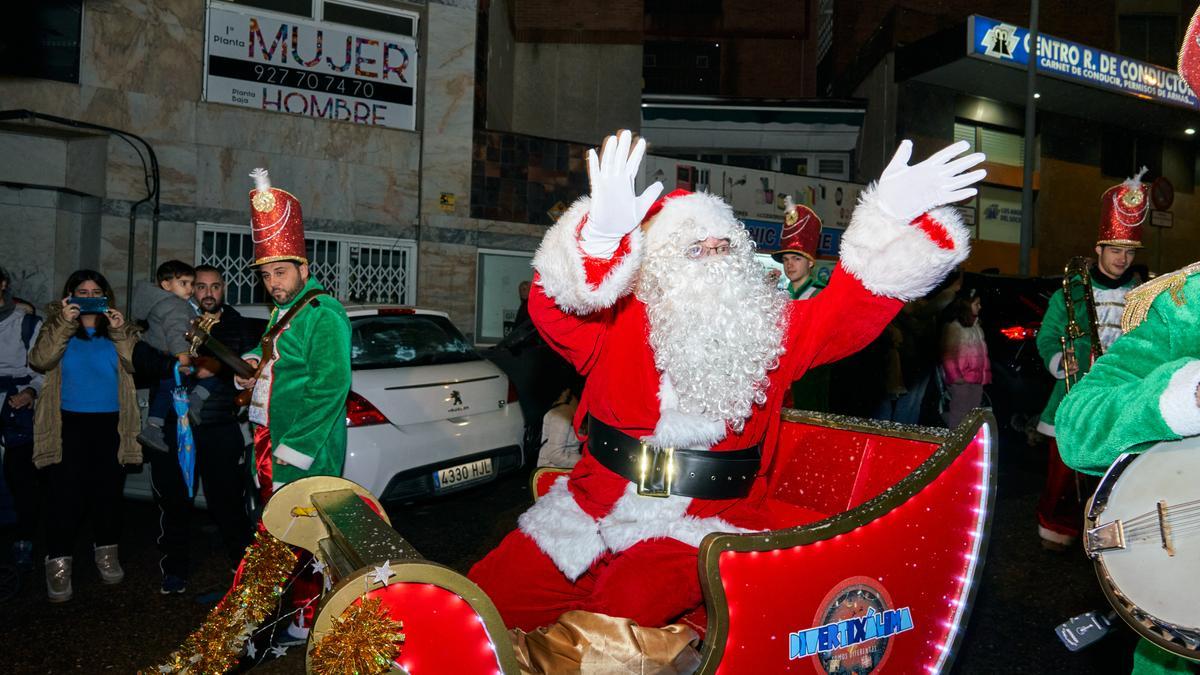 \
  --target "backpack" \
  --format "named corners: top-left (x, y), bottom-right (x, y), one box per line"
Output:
top-left (19, 312), bottom-right (37, 350)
